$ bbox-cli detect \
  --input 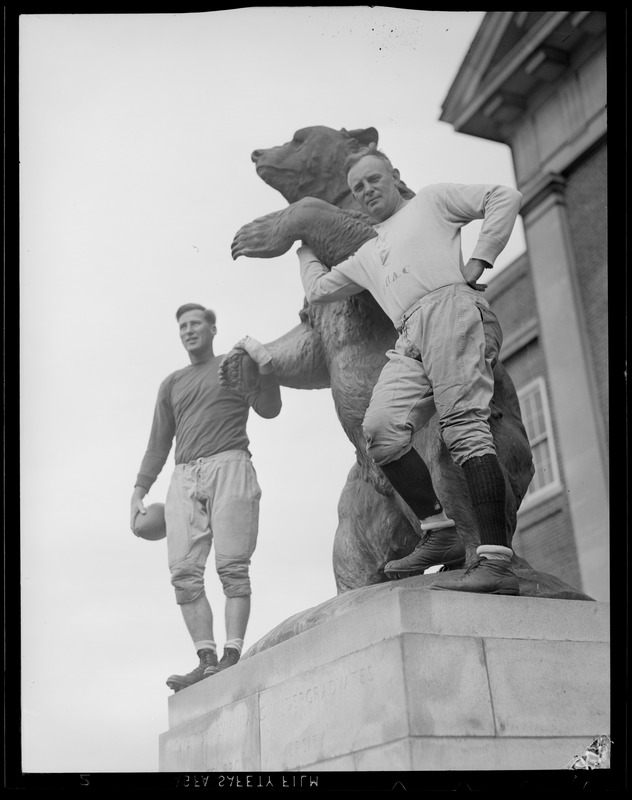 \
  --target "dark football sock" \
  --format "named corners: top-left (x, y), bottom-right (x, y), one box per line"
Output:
top-left (461, 453), bottom-right (508, 548)
top-left (380, 448), bottom-right (443, 520)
